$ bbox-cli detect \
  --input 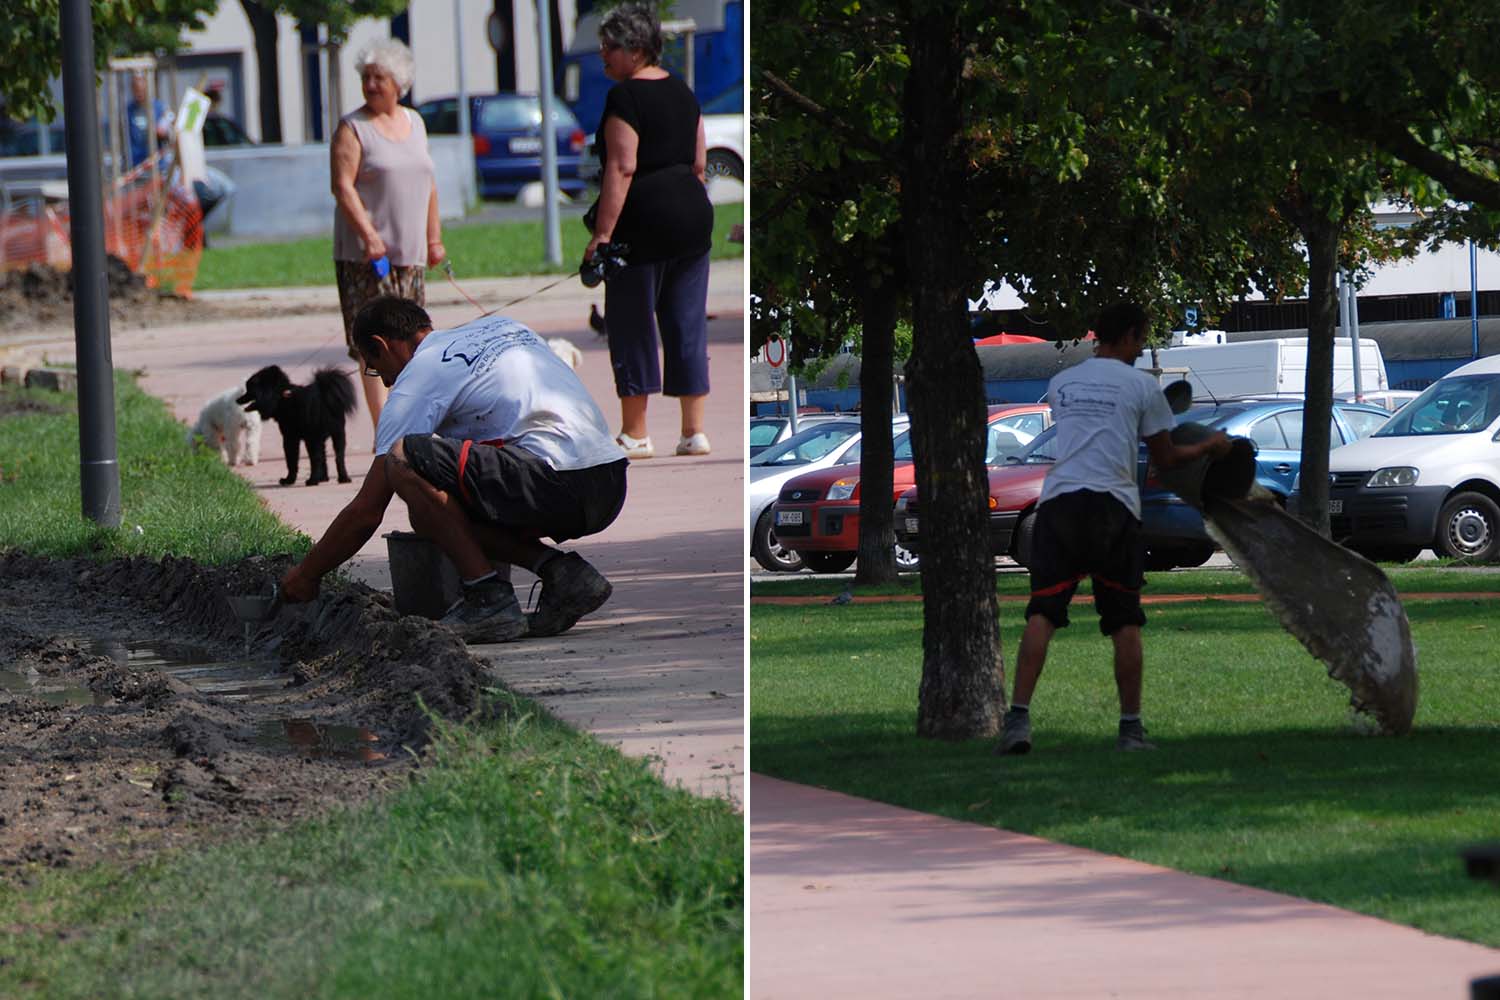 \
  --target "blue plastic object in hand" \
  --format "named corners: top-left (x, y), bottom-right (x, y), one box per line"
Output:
top-left (371, 255), bottom-right (391, 280)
